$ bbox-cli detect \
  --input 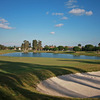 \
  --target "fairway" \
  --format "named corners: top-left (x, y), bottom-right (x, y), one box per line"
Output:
top-left (0, 56), bottom-right (100, 100)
